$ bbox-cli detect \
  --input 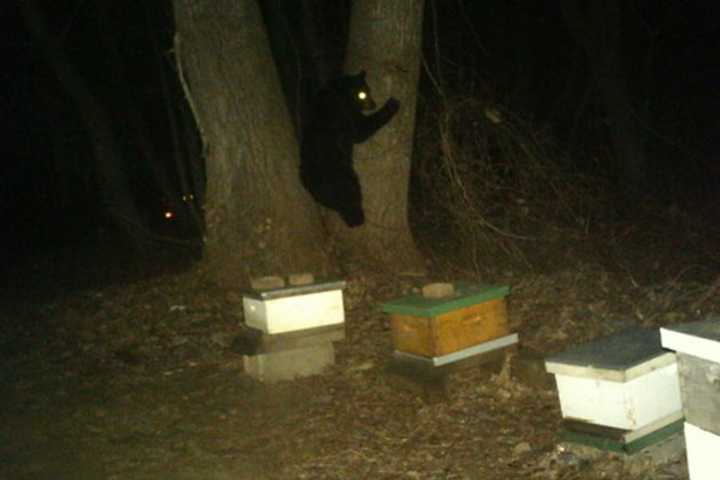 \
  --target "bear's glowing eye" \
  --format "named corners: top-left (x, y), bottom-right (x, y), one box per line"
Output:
top-left (358, 91), bottom-right (367, 101)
